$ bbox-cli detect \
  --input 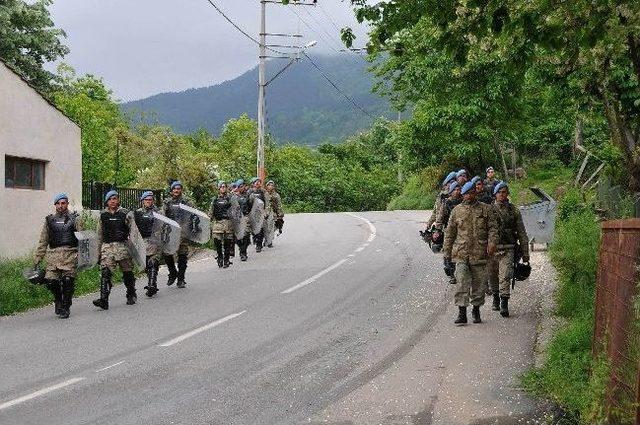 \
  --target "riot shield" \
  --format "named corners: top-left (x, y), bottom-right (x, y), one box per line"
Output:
top-left (229, 197), bottom-right (246, 239)
top-left (249, 198), bottom-right (265, 235)
top-left (127, 222), bottom-right (147, 268)
top-left (74, 231), bottom-right (99, 271)
top-left (150, 212), bottom-right (181, 255)
top-left (178, 203), bottom-right (211, 244)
